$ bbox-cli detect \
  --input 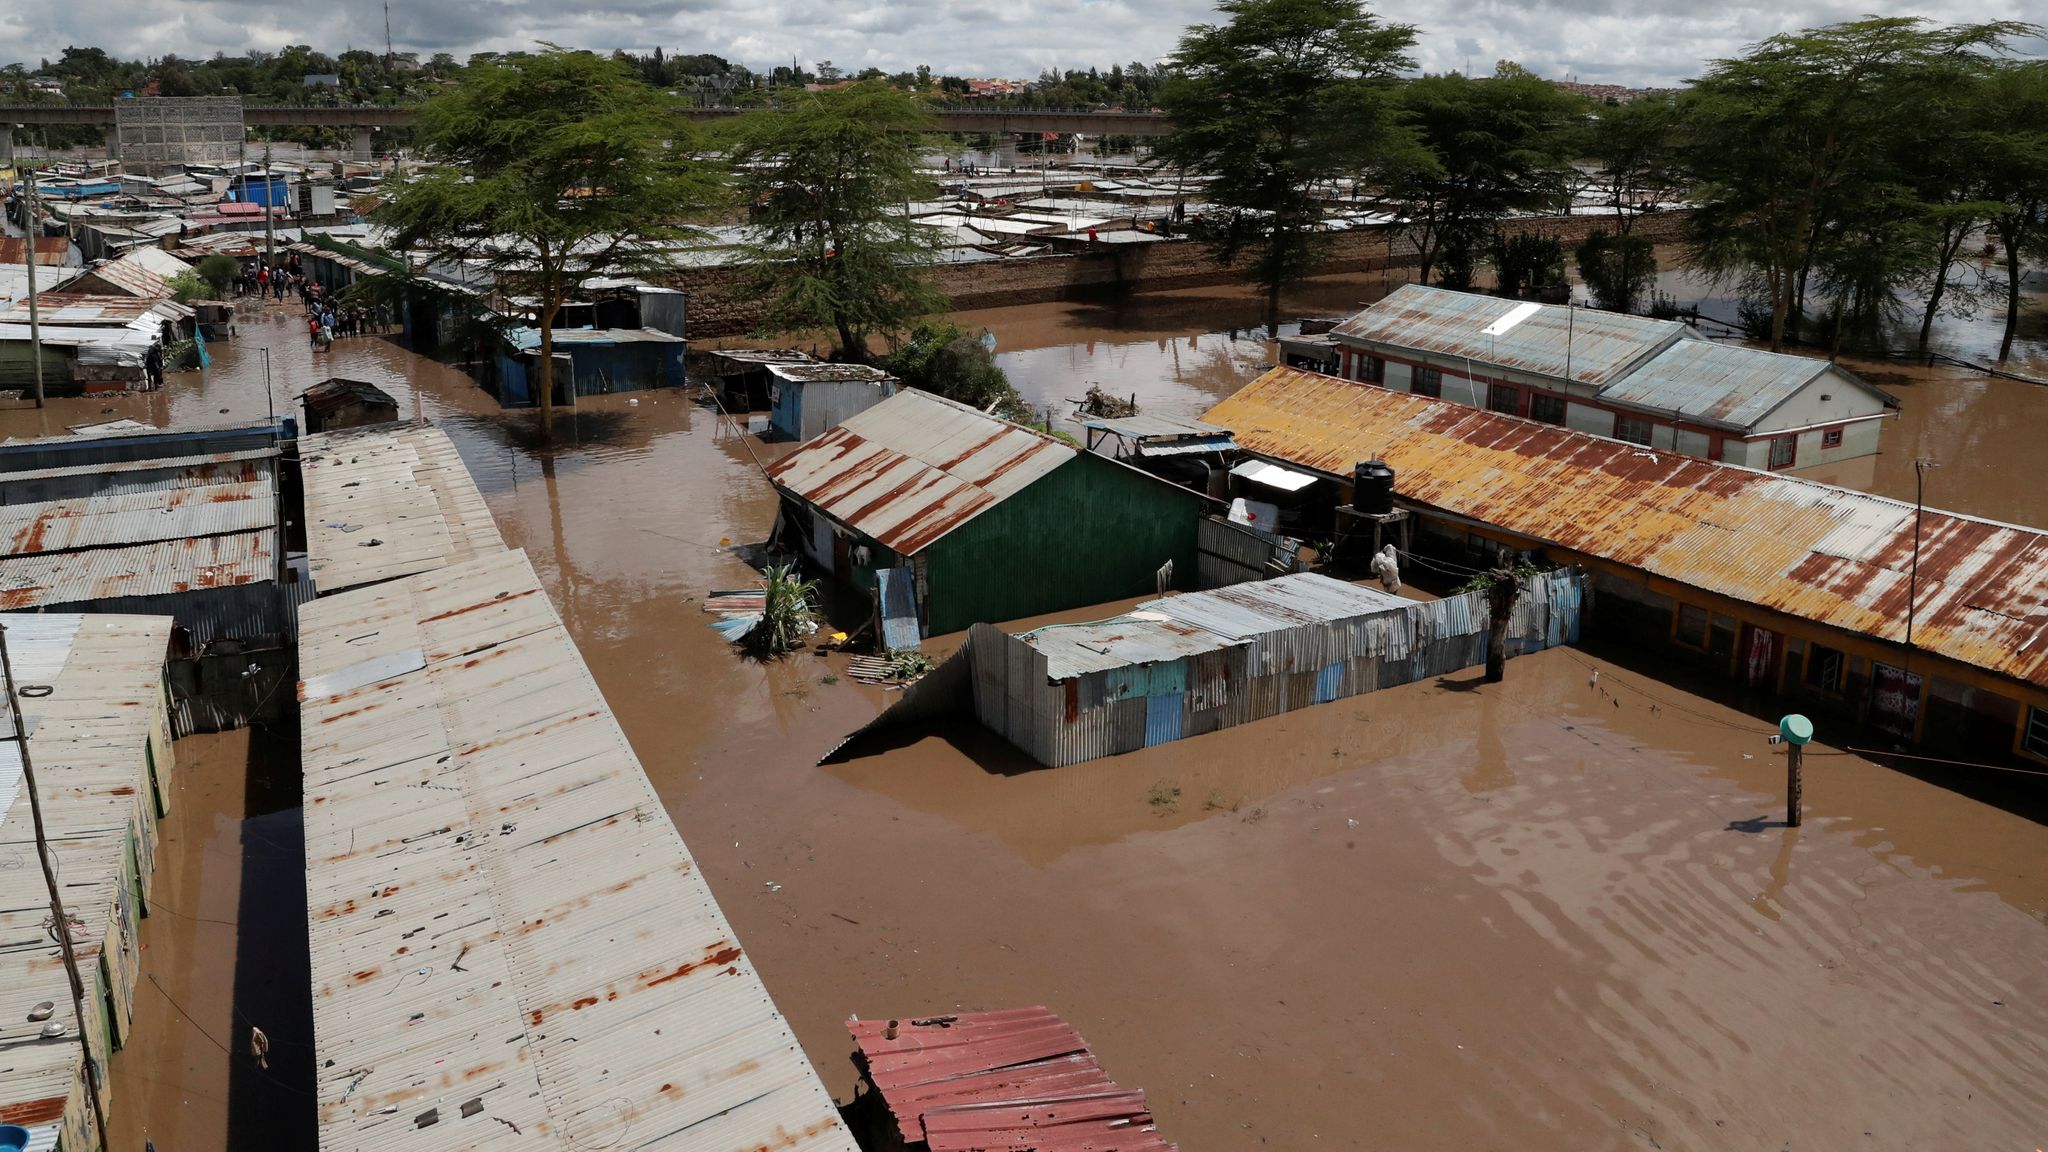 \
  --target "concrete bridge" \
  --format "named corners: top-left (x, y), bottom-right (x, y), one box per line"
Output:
top-left (2, 102), bottom-right (1169, 163)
